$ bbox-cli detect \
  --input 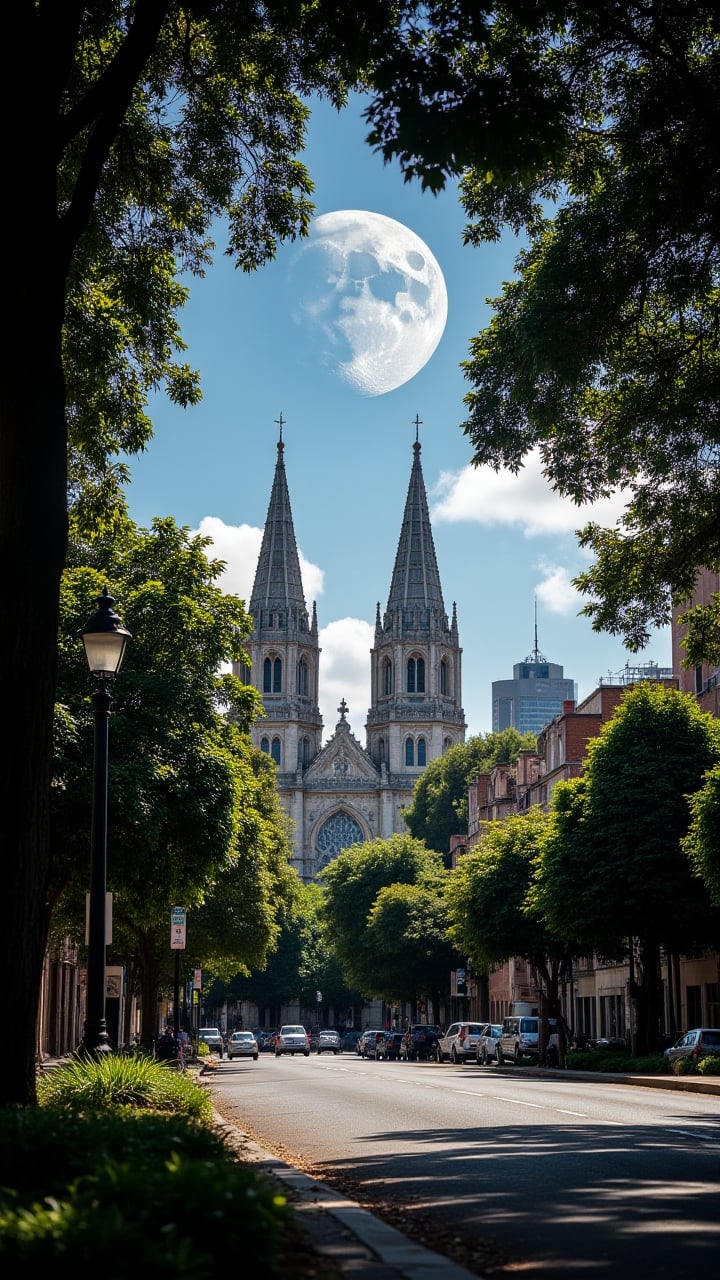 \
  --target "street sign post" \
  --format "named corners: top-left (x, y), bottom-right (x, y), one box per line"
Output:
top-left (170, 906), bottom-right (186, 951)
